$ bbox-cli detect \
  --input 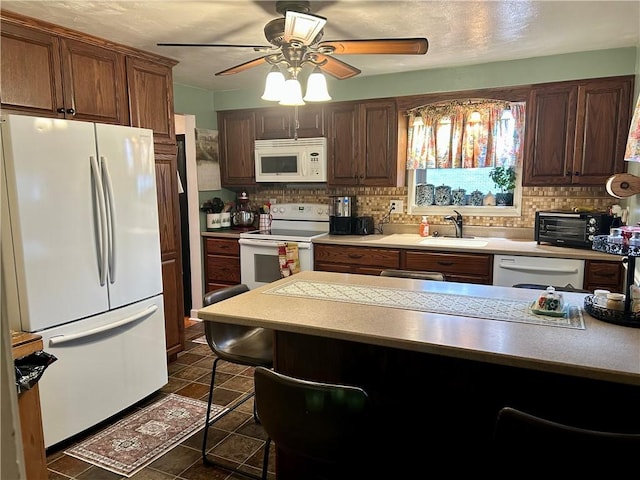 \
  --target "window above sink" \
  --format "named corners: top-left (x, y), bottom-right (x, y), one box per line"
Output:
top-left (405, 99), bottom-right (525, 217)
